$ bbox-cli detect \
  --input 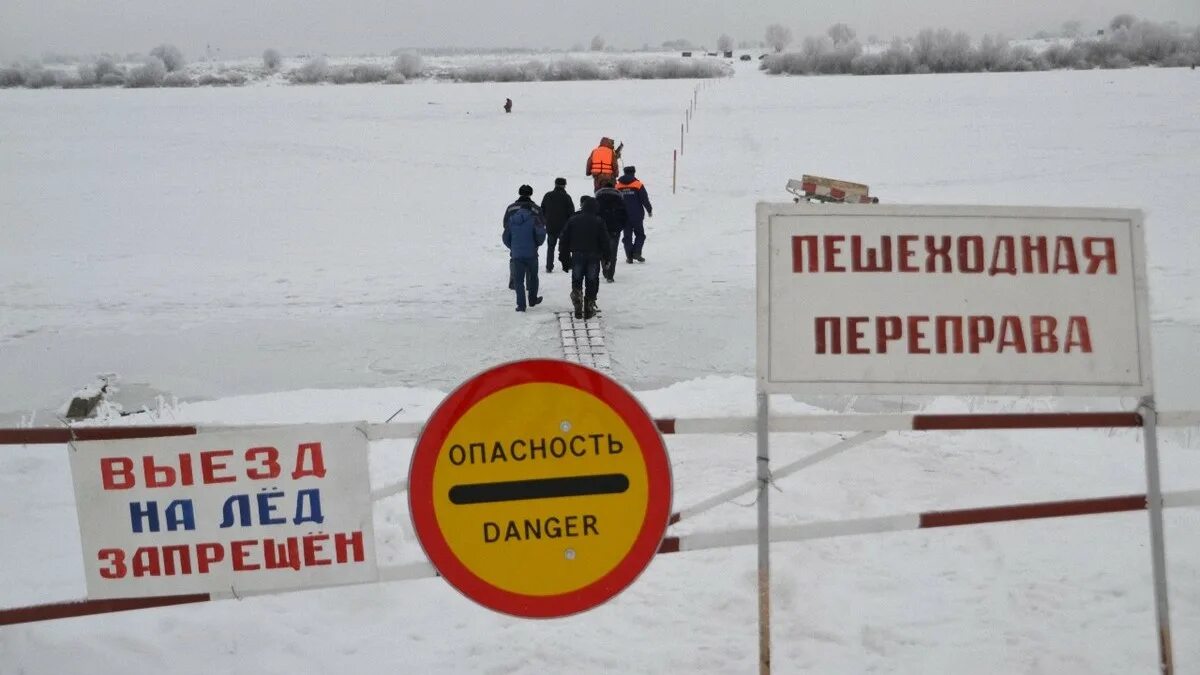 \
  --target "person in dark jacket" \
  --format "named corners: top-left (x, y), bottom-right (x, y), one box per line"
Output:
top-left (593, 178), bottom-right (628, 283)
top-left (615, 165), bottom-right (653, 263)
top-left (540, 177), bottom-right (575, 273)
top-left (502, 185), bottom-right (546, 312)
top-left (558, 195), bottom-right (611, 319)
